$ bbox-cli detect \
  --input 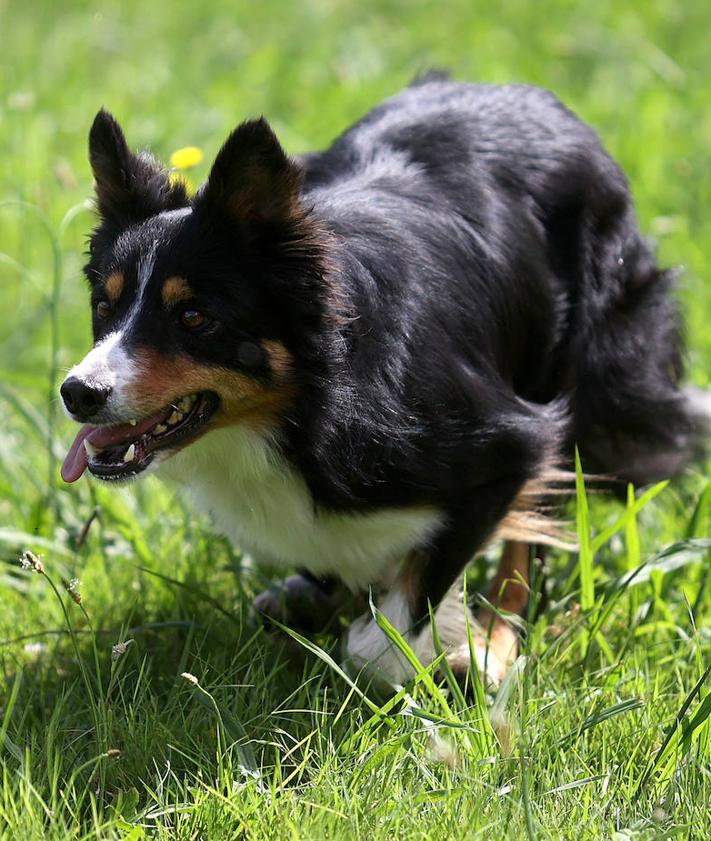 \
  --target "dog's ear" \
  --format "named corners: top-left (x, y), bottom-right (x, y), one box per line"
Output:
top-left (197, 118), bottom-right (302, 229)
top-left (89, 109), bottom-right (189, 226)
